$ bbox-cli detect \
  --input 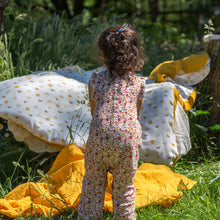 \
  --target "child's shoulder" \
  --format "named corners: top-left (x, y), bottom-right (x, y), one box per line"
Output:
top-left (89, 70), bottom-right (109, 86)
top-left (91, 70), bottom-right (108, 79)
top-left (133, 74), bottom-right (145, 83)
